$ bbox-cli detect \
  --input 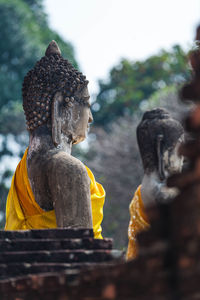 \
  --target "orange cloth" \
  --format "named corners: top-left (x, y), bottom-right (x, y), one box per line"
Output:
top-left (5, 149), bottom-right (105, 239)
top-left (126, 185), bottom-right (150, 260)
